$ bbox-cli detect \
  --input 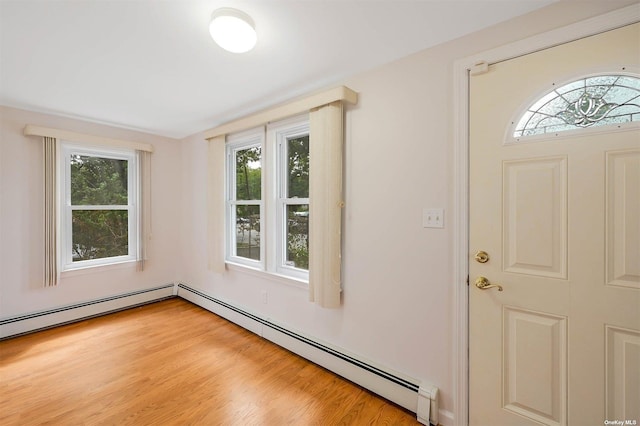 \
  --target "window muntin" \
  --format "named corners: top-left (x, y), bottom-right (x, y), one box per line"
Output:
top-left (512, 74), bottom-right (640, 140)
top-left (61, 144), bottom-right (138, 270)
top-left (226, 132), bottom-right (263, 267)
